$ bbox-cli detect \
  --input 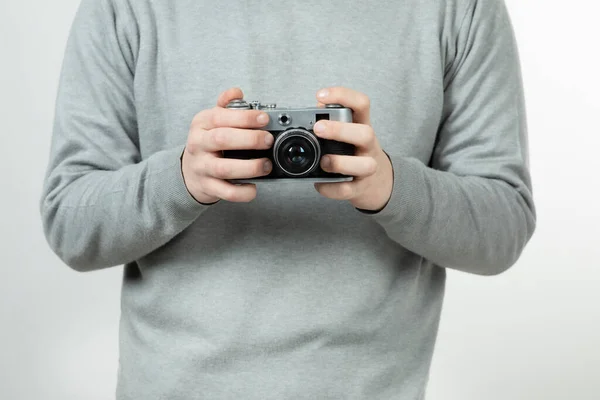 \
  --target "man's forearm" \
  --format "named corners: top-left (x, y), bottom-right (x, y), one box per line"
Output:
top-left (364, 0), bottom-right (536, 275)
top-left (368, 155), bottom-right (536, 275)
top-left (41, 146), bottom-right (207, 272)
